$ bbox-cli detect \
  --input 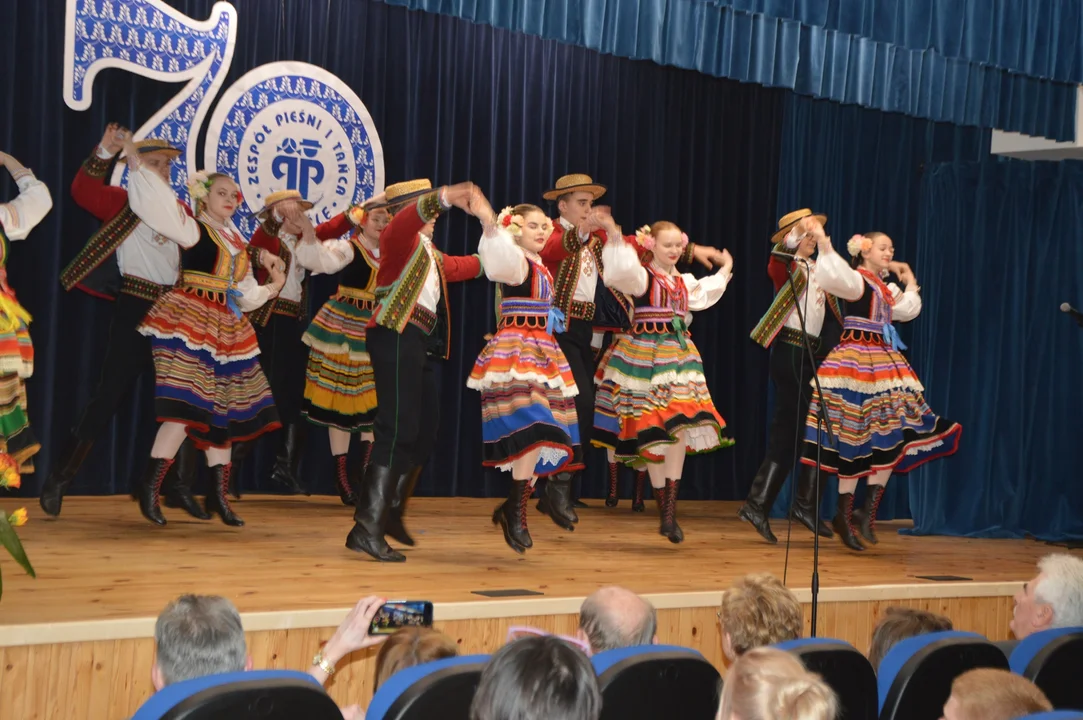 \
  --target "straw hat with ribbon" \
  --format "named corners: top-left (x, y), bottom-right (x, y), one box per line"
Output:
top-left (254, 189), bottom-right (314, 221)
top-left (771, 208), bottom-right (827, 245)
top-left (366, 179), bottom-right (434, 210)
top-left (542, 173), bottom-right (607, 202)
top-left (118, 138), bottom-right (182, 160)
